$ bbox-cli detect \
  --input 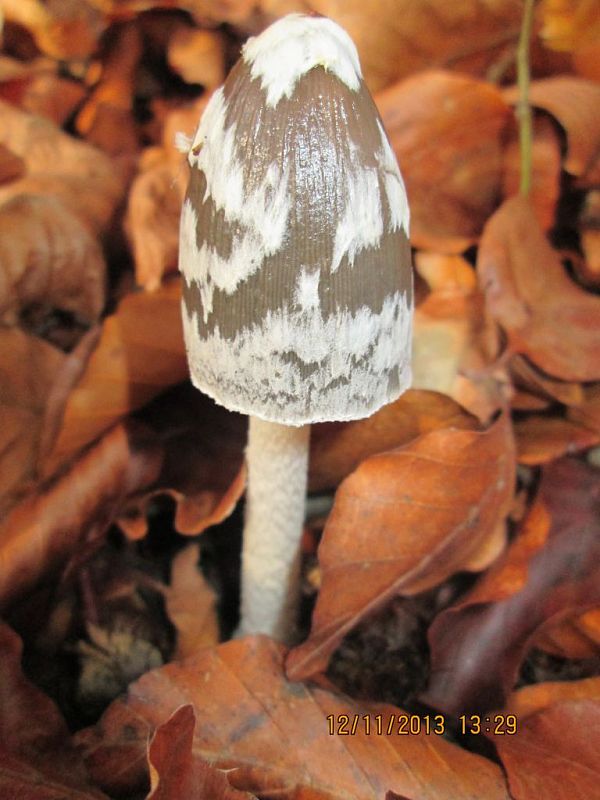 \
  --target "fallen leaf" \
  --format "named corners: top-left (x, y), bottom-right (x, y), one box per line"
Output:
top-left (508, 354), bottom-right (584, 407)
top-left (76, 636), bottom-right (511, 800)
top-left (489, 699), bottom-right (600, 800)
top-left (0, 328), bottom-right (65, 515)
top-left (540, 0), bottom-right (600, 52)
top-left (42, 278), bottom-right (188, 475)
top-left (0, 622), bottom-right (108, 798)
top-left (377, 71), bottom-right (510, 251)
top-left (503, 76), bottom-right (600, 184)
top-left (504, 675), bottom-right (600, 717)
top-left (424, 457), bottom-right (600, 715)
top-left (287, 411), bottom-right (515, 681)
top-left (0, 99), bottom-right (123, 234)
top-left (118, 383), bottom-right (246, 538)
top-left (0, 194), bottom-right (106, 323)
top-left (309, 390), bottom-right (478, 492)
top-left (514, 413), bottom-right (600, 464)
top-left (167, 25), bottom-right (226, 89)
top-left (1, 0), bottom-right (105, 60)
top-left (412, 288), bottom-right (505, 423)
top-left (146, 705), bottom-right (255, 799)
top-left (0, 422), bottom-right (163, 610)
top-left (0, 143), bottom-right (25, 183)
top-left (535, 607), bottom-right (600, 659)
top-left (164, 544), bottom-right (219, 659)
top-left (478, 194), bottom-right (600, 381)
top-left (125, 158), bottom-right (186, 291)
